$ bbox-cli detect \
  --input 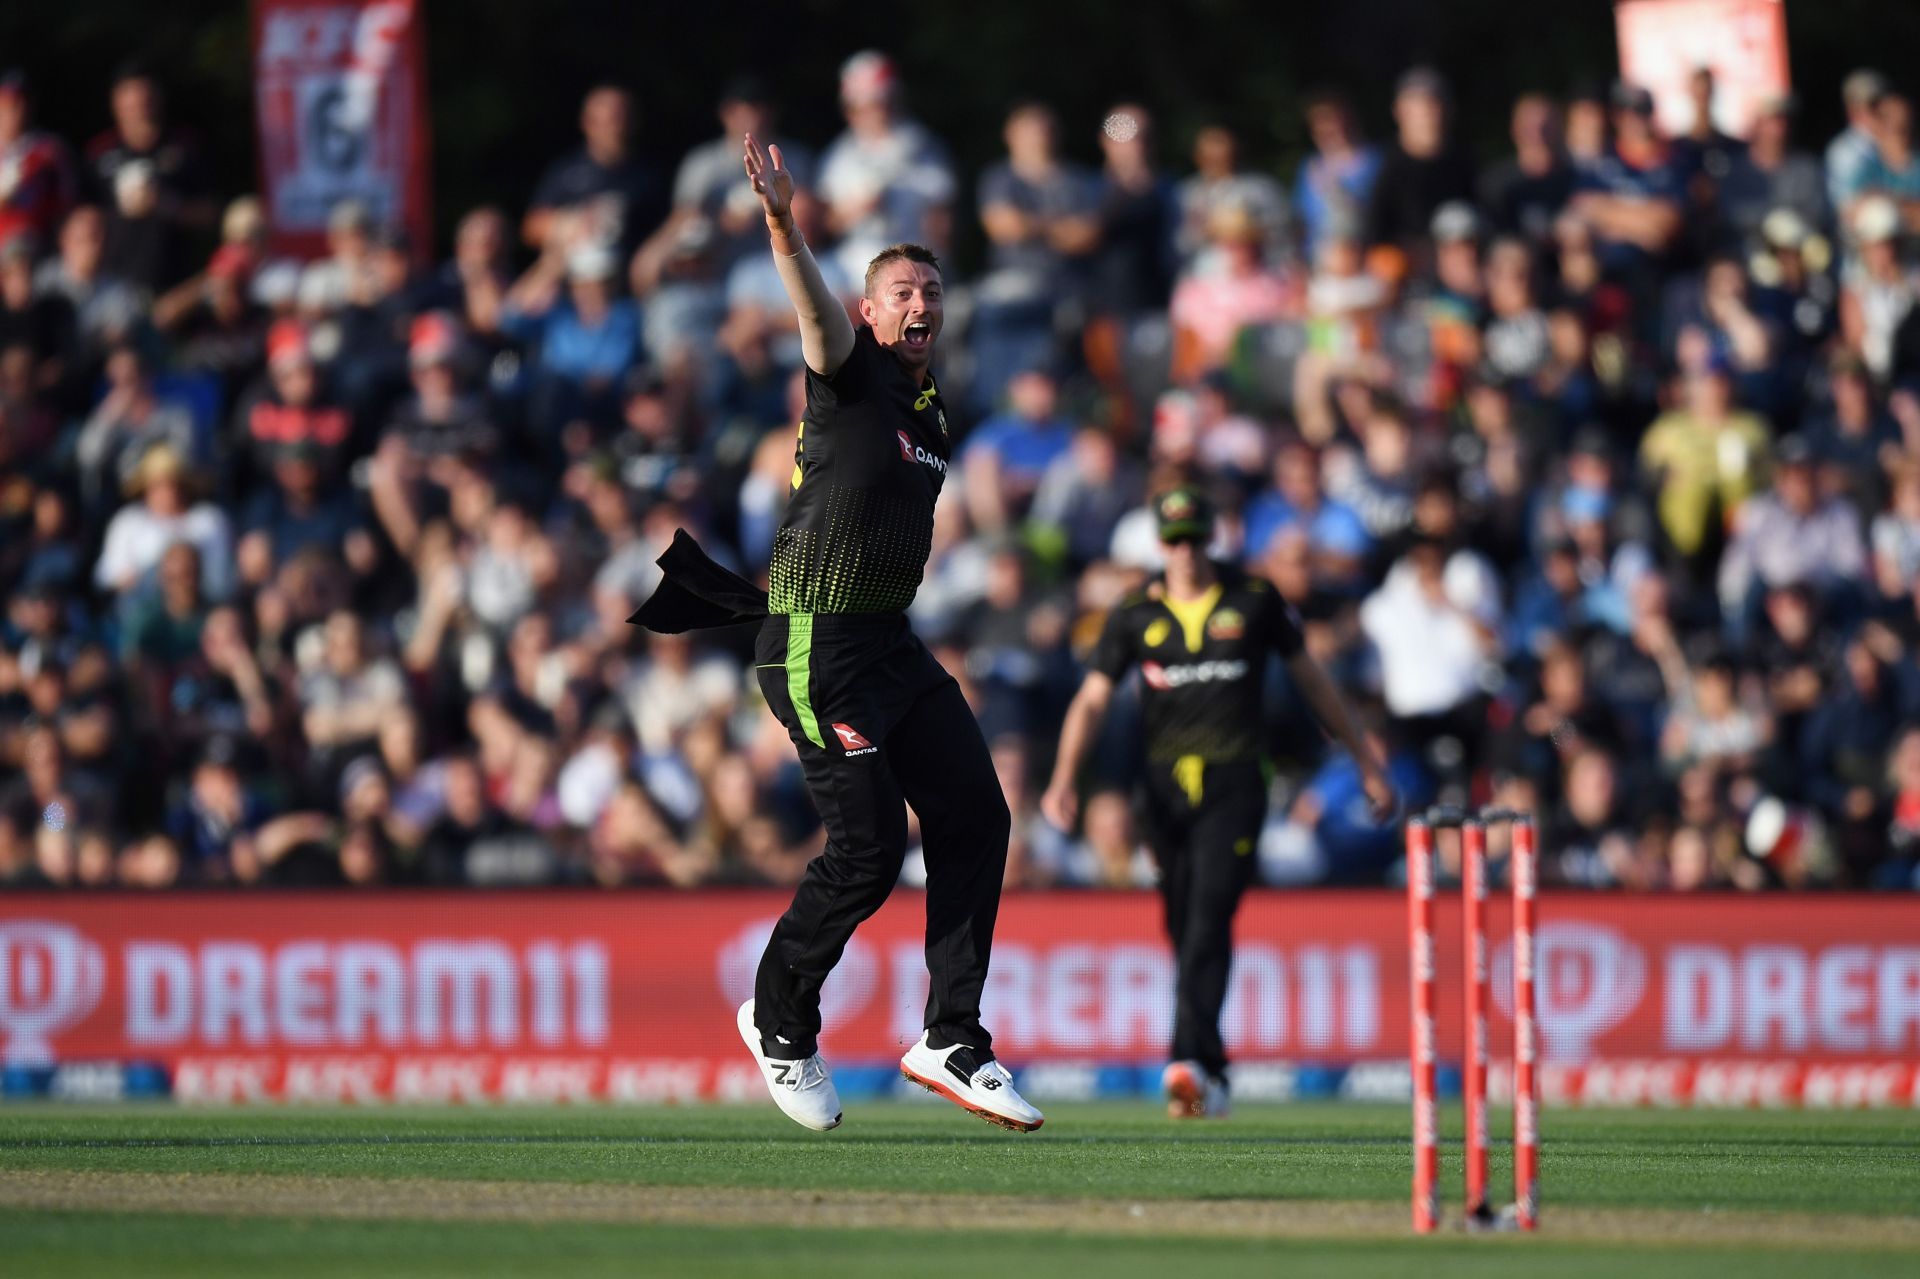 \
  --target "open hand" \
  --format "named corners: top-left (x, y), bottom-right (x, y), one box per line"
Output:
top-left (744, 133), bottom-right (795, 227)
